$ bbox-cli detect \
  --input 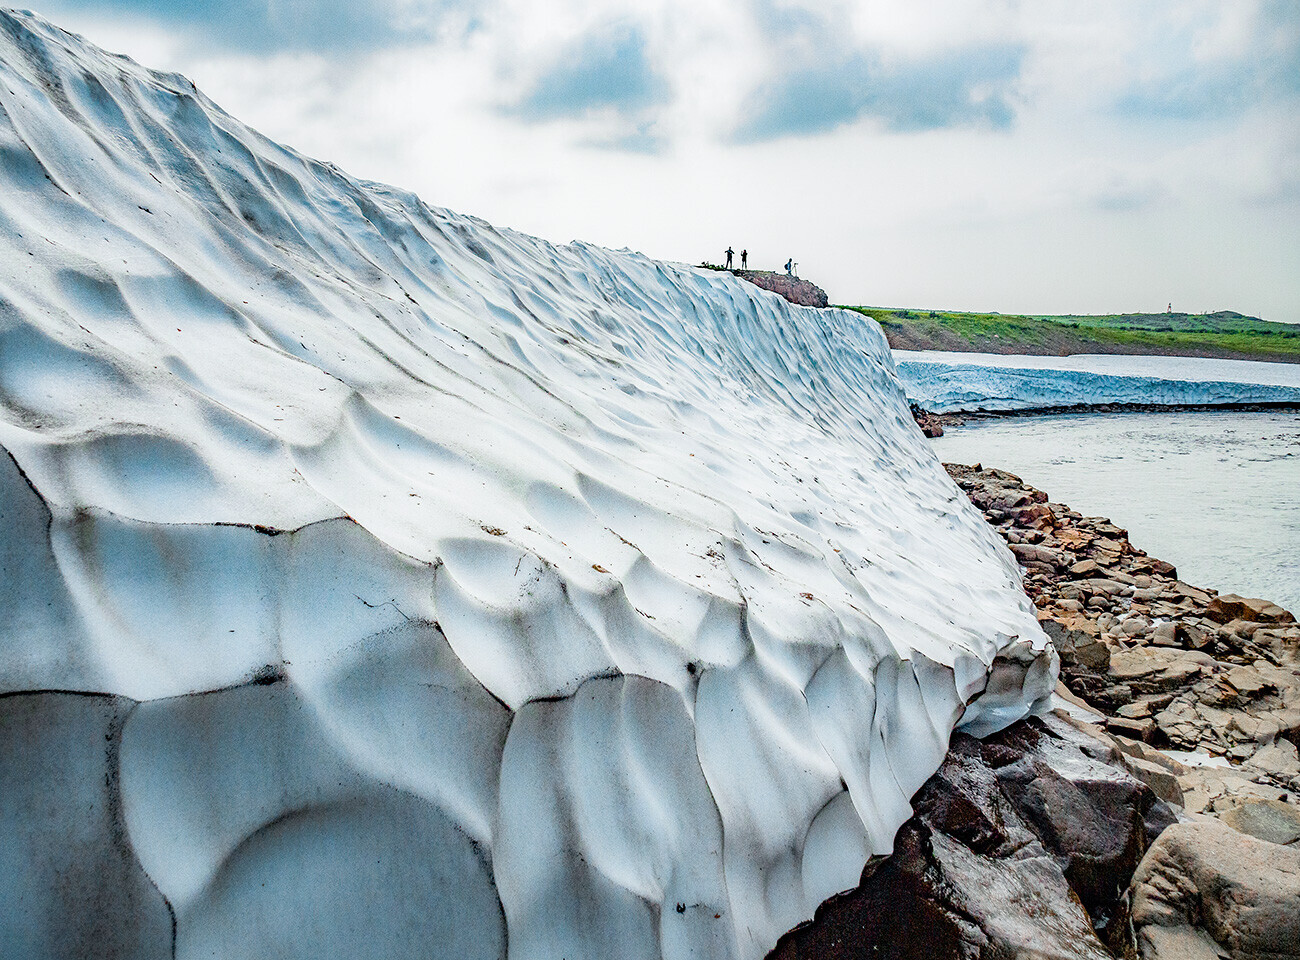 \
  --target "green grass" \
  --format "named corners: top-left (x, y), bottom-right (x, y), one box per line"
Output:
top-left (843, 307), bottom-right (1056, 343)
top-left (1046, 311), bottom-right (1299, 335)
top-left (838, 306), bottom-right (1300, 360)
